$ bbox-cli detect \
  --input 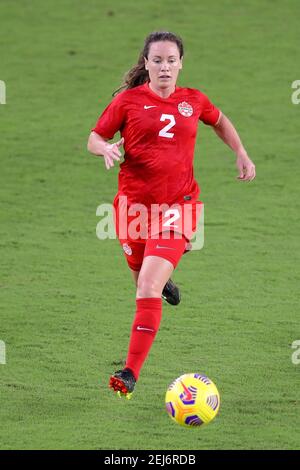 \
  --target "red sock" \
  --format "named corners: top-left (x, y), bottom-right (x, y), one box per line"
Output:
top-left (125, 298), bottom-right (162, 380)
